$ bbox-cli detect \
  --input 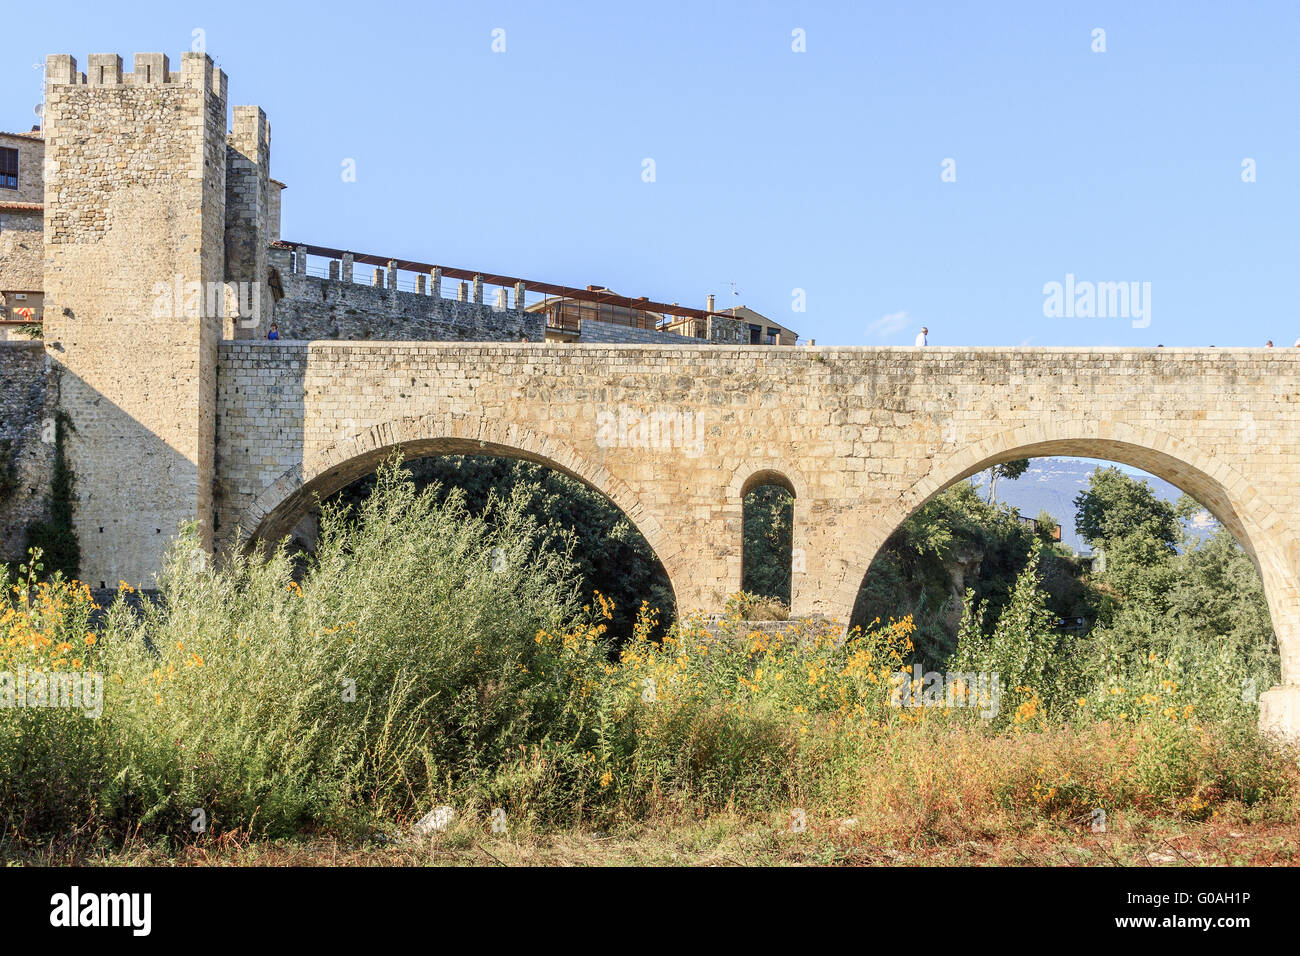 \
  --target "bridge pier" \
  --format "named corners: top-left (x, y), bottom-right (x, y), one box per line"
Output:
top-left (1260, 686), bottom-right (1300, 745)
